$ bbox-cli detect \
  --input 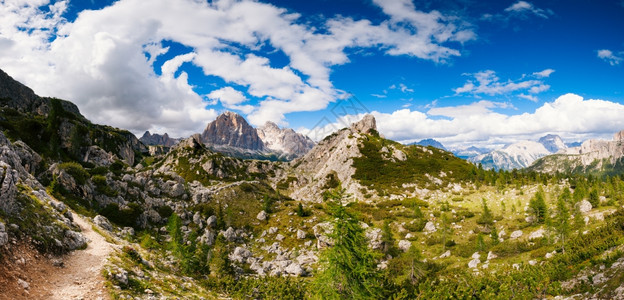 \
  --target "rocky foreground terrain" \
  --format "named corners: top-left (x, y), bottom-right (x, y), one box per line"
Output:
top-left (2, 68), bottom-right (624, 299)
